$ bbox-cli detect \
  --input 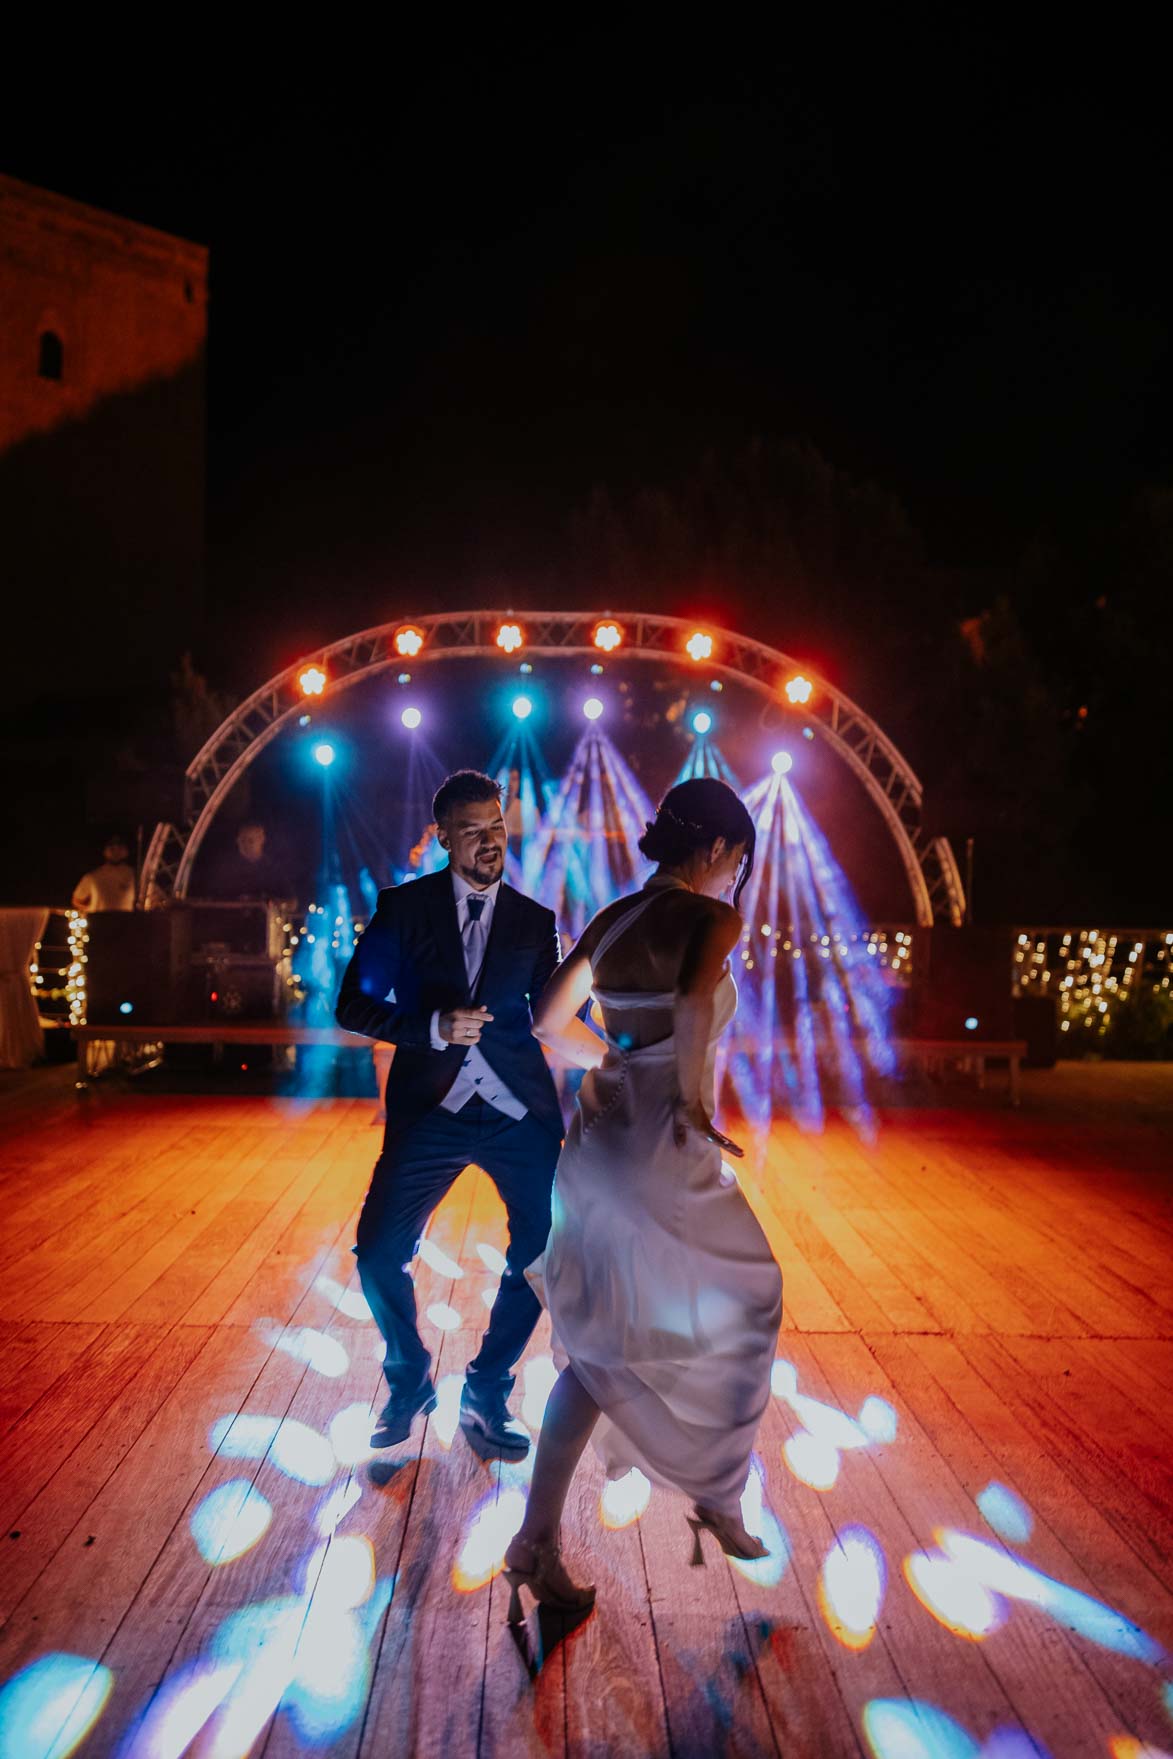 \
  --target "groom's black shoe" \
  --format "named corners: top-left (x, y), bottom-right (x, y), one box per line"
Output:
top-left (459, 1383), bottom-right (530, 1461)
top-left (371, 1381), bottom-right (437, 1449)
